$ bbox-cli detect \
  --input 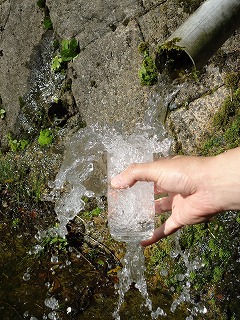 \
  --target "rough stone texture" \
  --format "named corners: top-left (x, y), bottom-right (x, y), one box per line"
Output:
top-left (167, 85), bottom-right (229, 154)
top-left (0, 0), bottom-right (44, 143)
top-left (70, 19), bottom-right (149, 130)
top-left (138, 1), bottom-right (188, 46)
top-left (0, 0), bottom-right (239, 153)
top-left (46, 0), bottom-right (144, 48)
